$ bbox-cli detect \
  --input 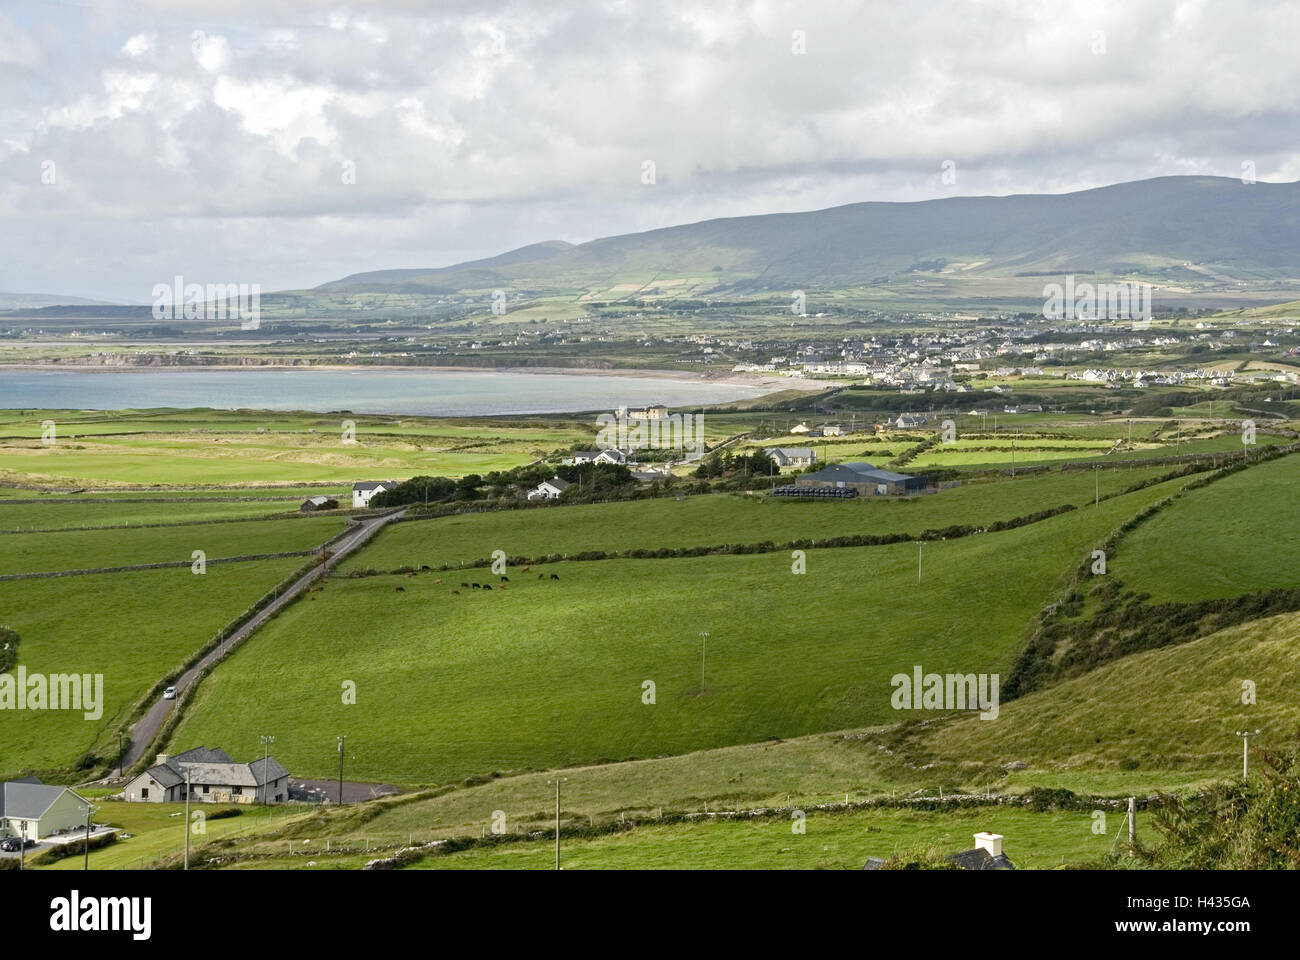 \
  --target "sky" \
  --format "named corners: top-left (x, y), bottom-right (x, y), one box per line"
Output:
top-left (1, 0), bottom-right (1298, 302)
